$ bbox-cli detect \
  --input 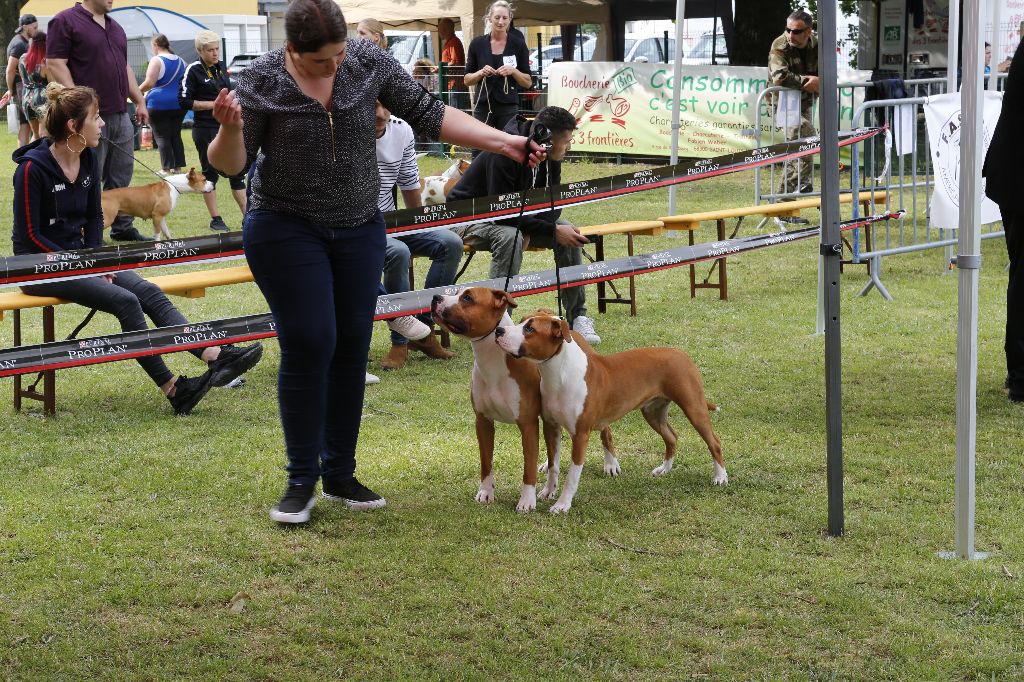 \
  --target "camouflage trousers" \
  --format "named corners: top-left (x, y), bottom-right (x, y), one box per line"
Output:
top-left (779, 116), bottom-right (817, 196)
